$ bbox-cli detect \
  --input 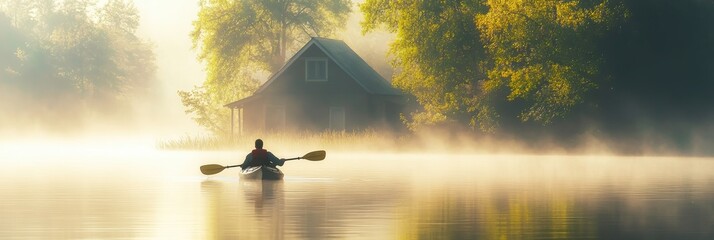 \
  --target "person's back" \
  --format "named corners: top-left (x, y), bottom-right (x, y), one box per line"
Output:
top-left (241, 139), bottom-right (285, 169)
top-left (250, 148), bottom-right (269, 166)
